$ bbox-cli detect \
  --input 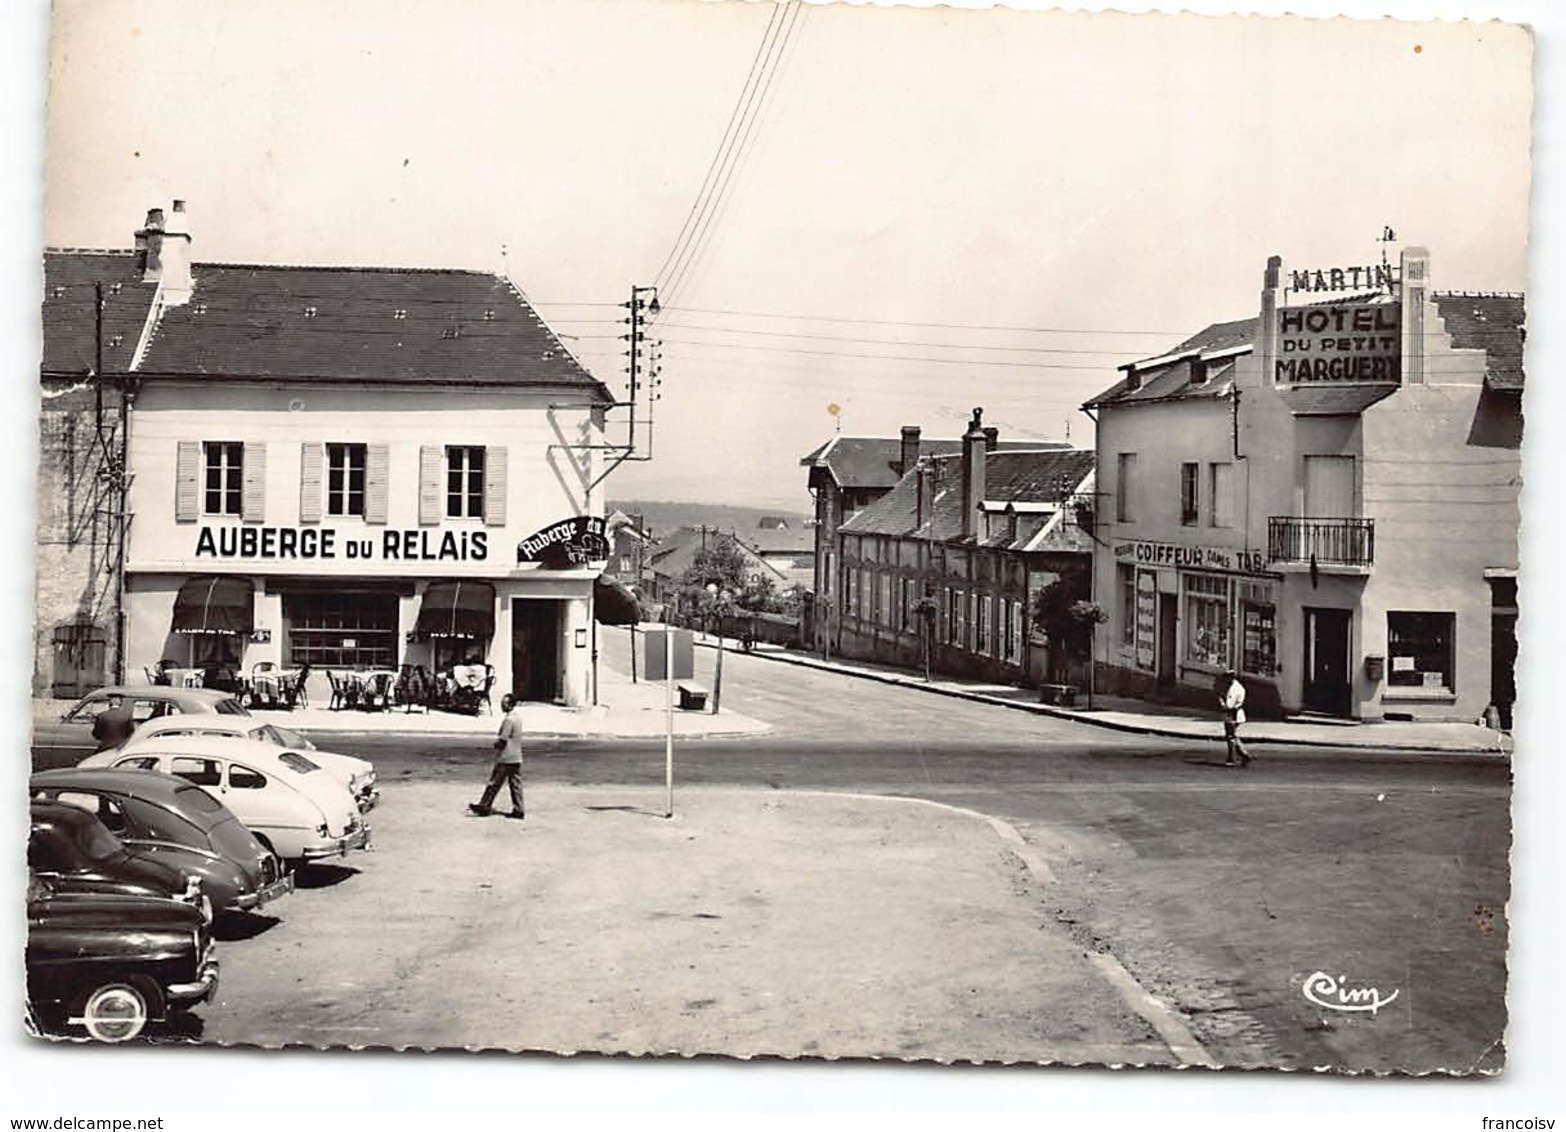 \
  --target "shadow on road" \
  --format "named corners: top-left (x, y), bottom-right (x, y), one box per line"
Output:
top-left (293, 864), bottom-right (360, 889)
top-left (214, 911), bottom-right (282, 941)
